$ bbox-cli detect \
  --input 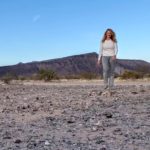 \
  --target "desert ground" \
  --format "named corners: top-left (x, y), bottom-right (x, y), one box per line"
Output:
top-left (0, 79), bottom-right (150, 150)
